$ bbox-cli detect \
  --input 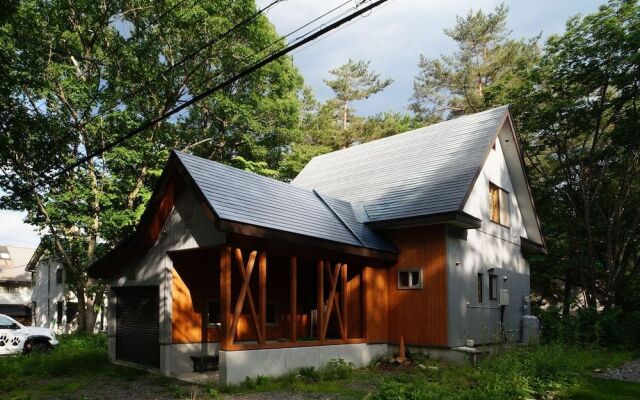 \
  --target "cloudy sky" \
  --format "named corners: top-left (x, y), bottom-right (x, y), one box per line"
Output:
top-left (0, 0), bottom-right (605, 248)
